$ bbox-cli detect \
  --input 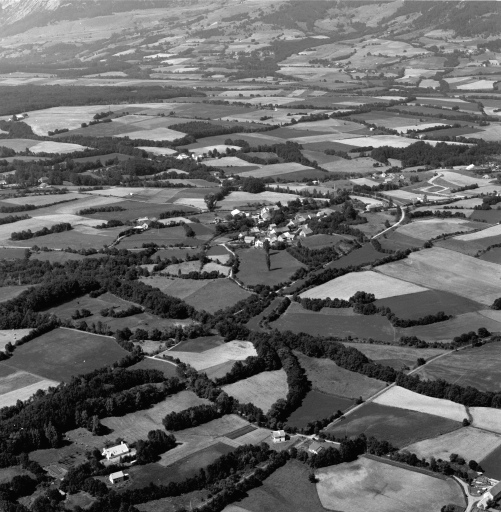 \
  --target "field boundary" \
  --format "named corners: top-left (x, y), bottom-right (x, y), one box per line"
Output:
top-left (362, 454), bottom-right (449, 481)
